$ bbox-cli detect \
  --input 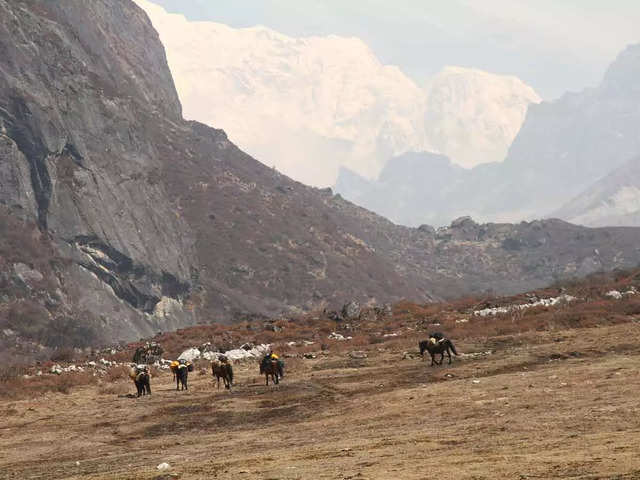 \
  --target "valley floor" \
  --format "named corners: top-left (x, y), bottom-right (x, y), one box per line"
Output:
top-left (2, 322), bottom-right (640, 479)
